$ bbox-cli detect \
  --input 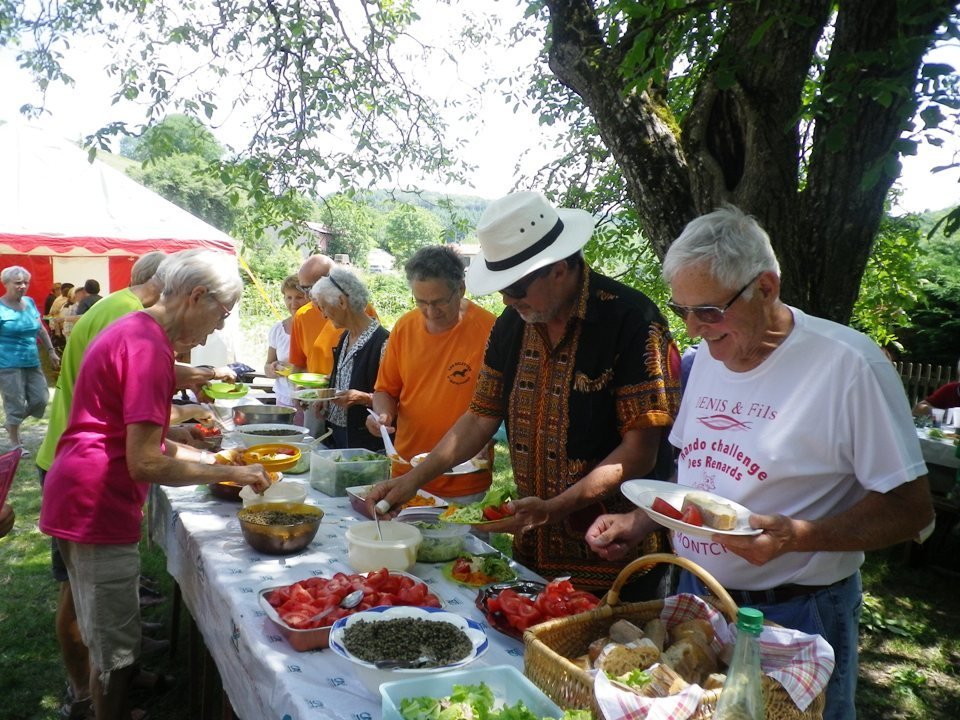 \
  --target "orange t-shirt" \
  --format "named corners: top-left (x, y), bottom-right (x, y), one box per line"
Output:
top-left (375, 301), bottom-right (496, 497)
top-left (289, 302), bottom-right (379, 375)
